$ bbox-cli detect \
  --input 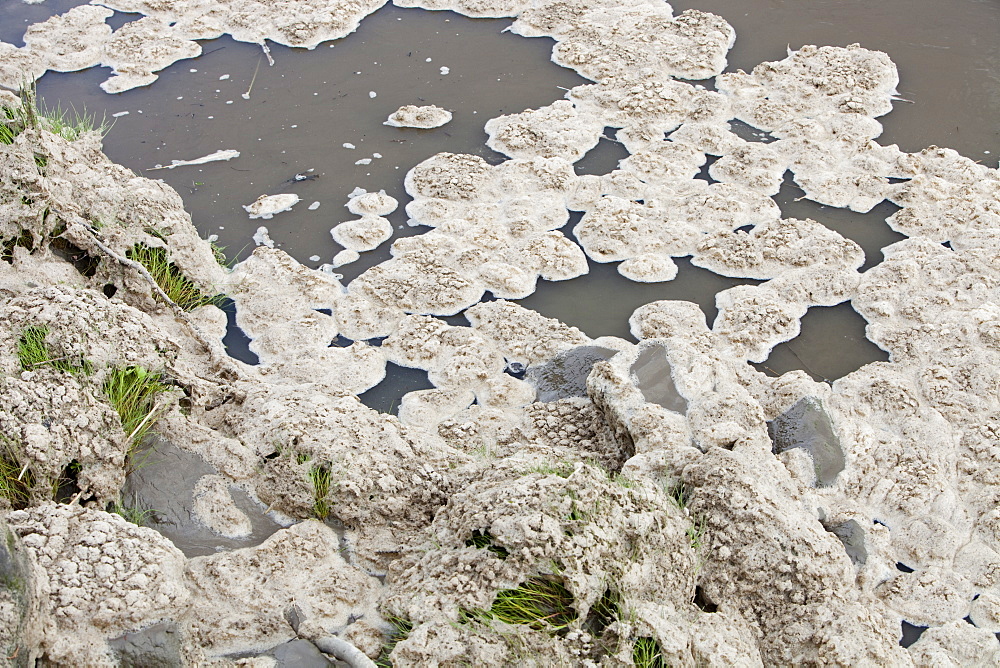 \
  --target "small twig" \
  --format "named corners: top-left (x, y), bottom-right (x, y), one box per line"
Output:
top-left (785, 345), bottom-right (832, 385)
top-left (242, 55), bottom-right (263, 100)
top-left (16, 463), bottom-right (28, 482)
top-left (38, 207), bottom-right (255, 403)
top-left (54, 213), bottom-right (240, 372)
top-left (126, 398), bottom-right (167, 444)
top-left (30, 355), bottom-right (71, 367)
